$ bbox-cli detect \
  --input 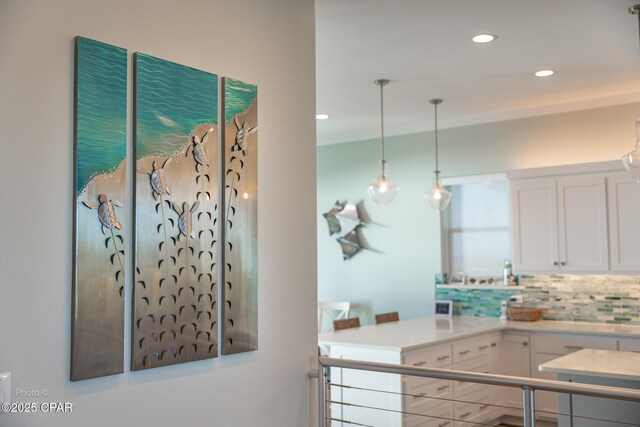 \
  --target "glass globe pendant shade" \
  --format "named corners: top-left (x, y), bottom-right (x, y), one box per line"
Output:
top-left (622, 119), bottom-right (640, 183)
top-left (424, 171), bottom-right (451, 211)
top-left (367, 160), bottom-right (399, 206)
